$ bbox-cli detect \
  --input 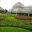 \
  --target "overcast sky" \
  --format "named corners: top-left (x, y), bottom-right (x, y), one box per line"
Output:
top-left (0, 0), bottom-right (32, 10)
